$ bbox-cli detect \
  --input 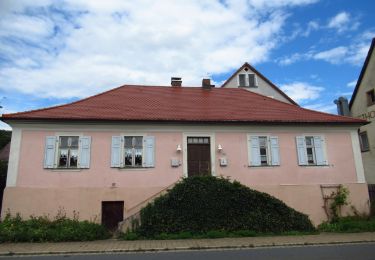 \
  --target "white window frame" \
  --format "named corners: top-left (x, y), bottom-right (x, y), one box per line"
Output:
top-left (237, 73), bottom-right (258, 88)
top-left (359, 131), bottom-right (370, 152)
top-left (247, 134), bottom-right (279, 167)
top-left (123, 135), bottom-right (145, 168)
top-left (53, 133), bottom-right (83, 169)
top-left (297, 134), bottom-right (328, 166)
